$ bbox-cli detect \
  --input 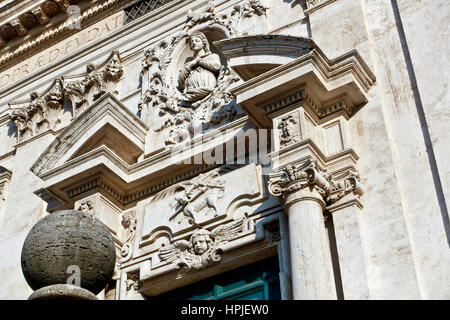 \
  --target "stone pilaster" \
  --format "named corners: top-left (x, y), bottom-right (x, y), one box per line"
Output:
top-left (326, 171), bottom-right (369, 299)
